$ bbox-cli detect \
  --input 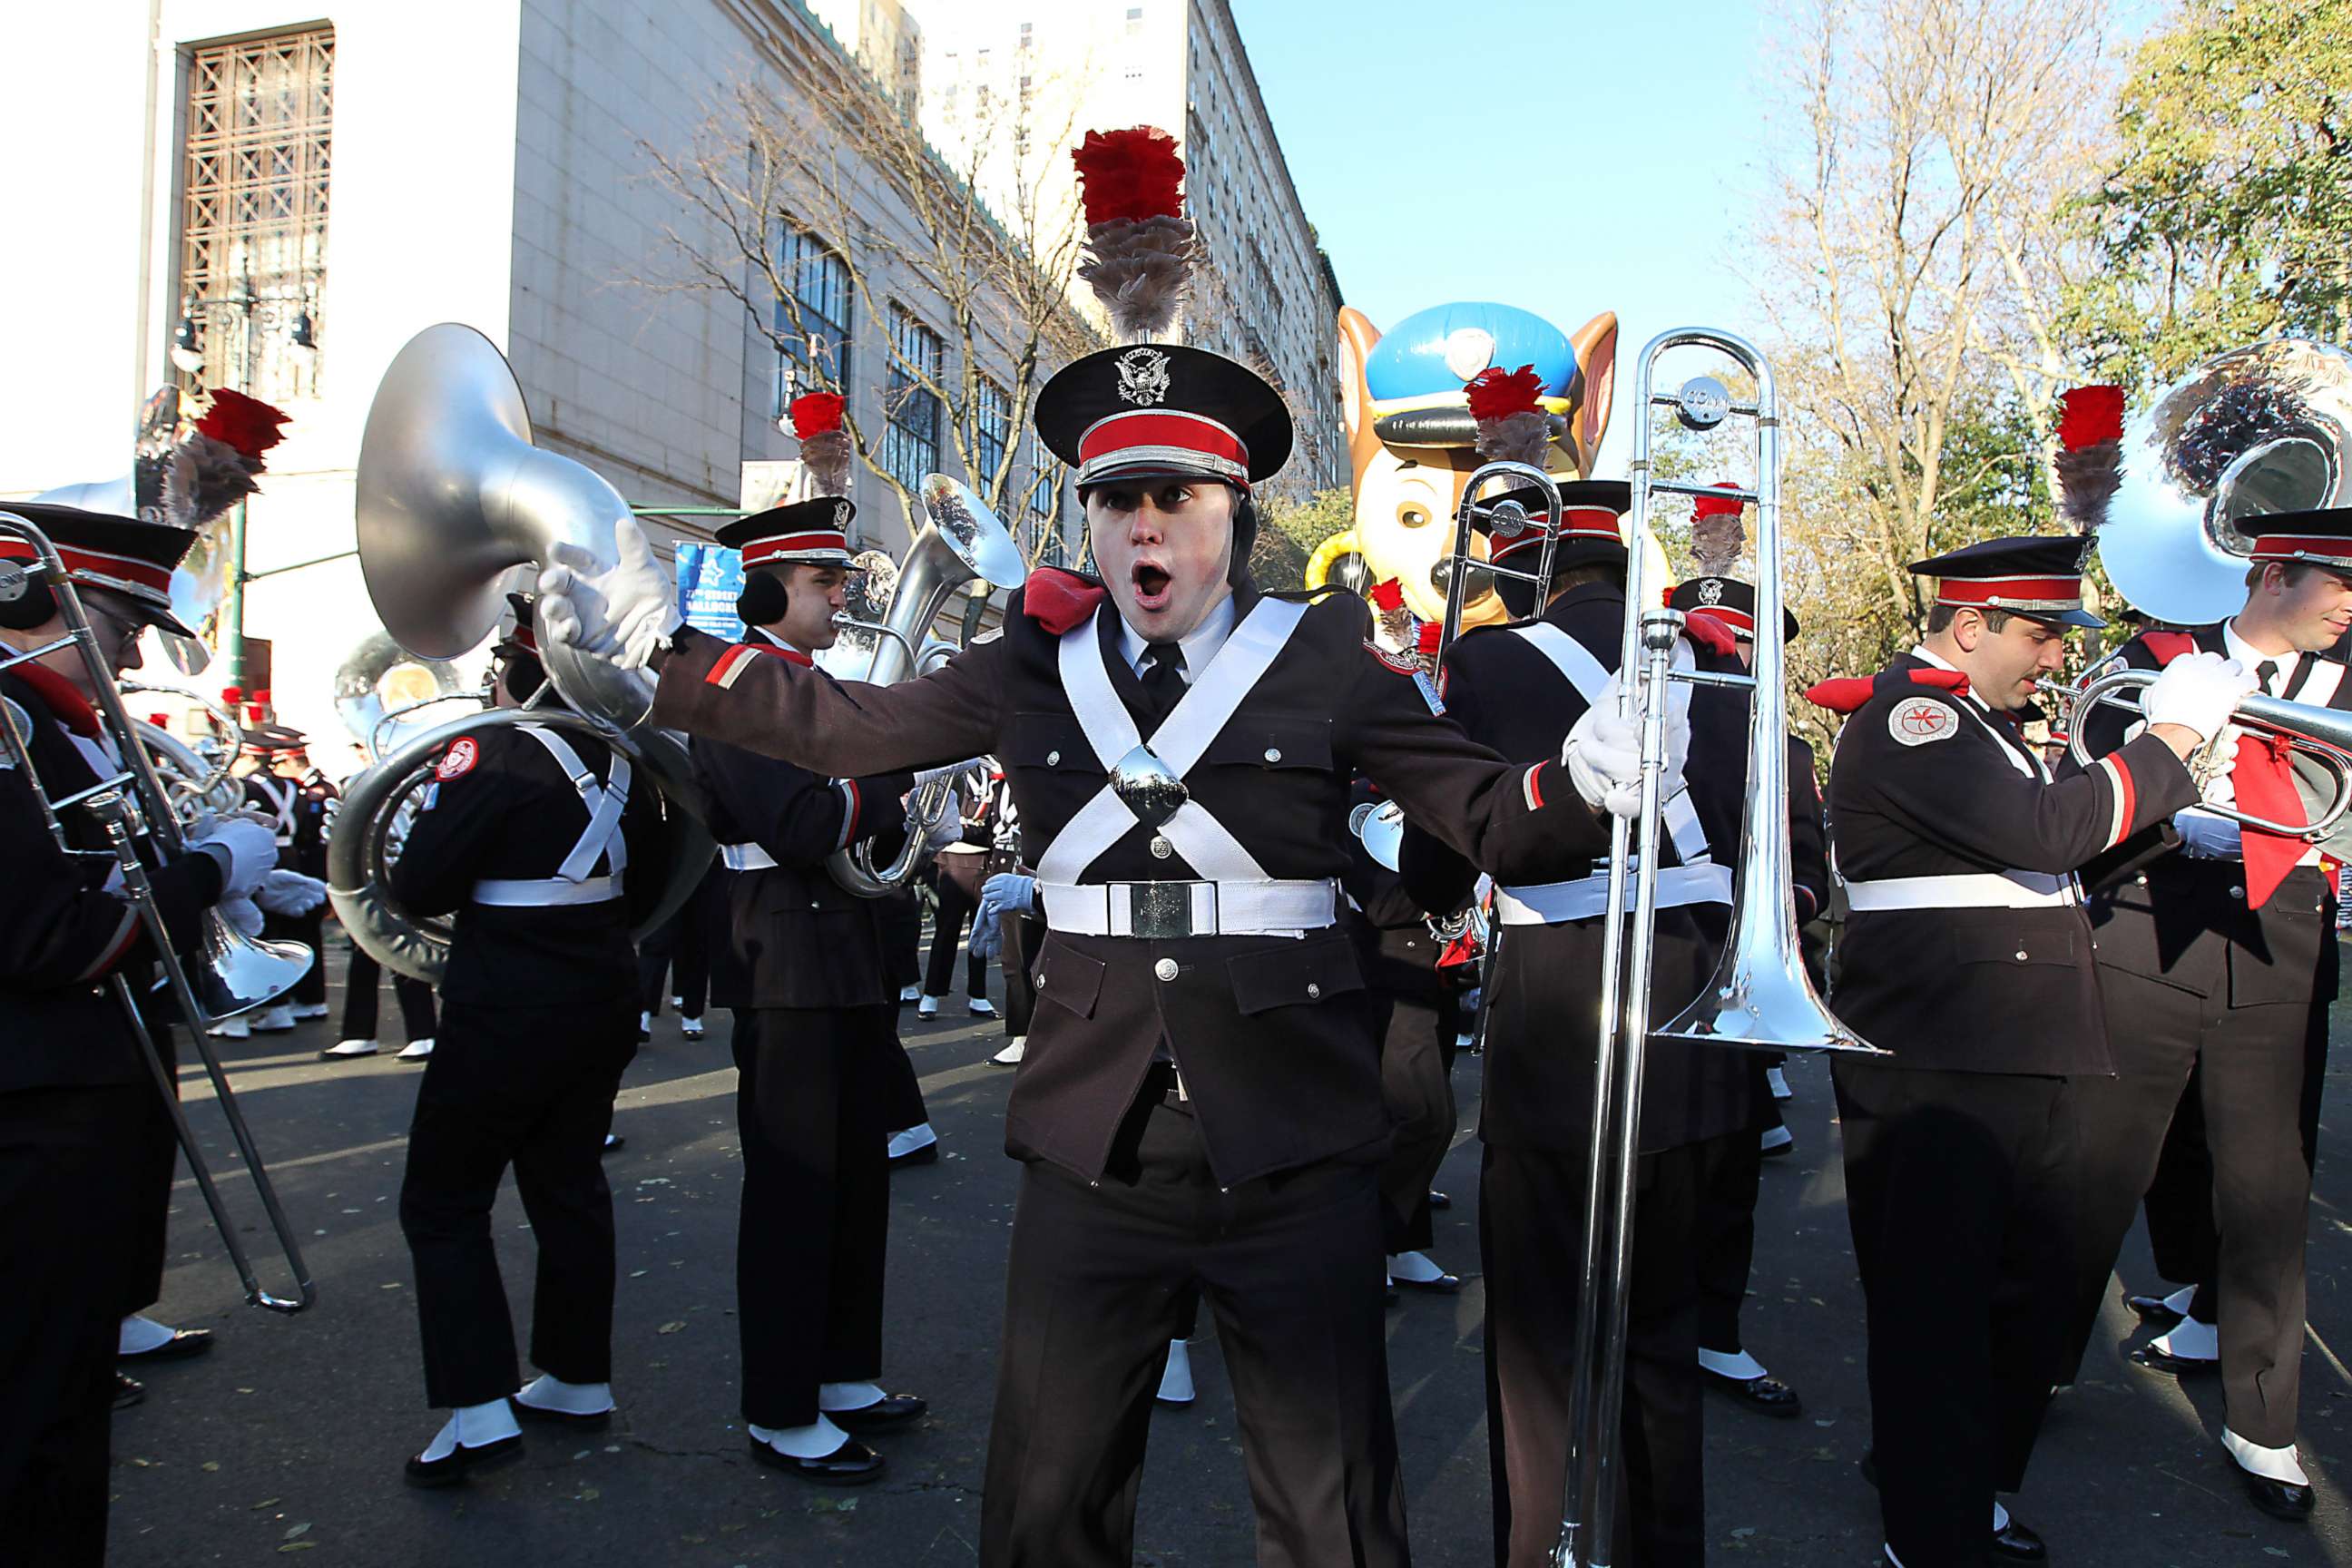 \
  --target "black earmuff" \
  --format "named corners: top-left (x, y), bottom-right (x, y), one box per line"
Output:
top-left (0, 562), bottom-right (58, 631)
top-left (734, 569), bottom-right (789, 628)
